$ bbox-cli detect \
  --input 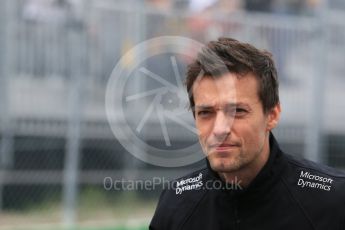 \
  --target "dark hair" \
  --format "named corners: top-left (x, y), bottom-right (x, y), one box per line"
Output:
top-left (185, 37), bottom-right (279, 115)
